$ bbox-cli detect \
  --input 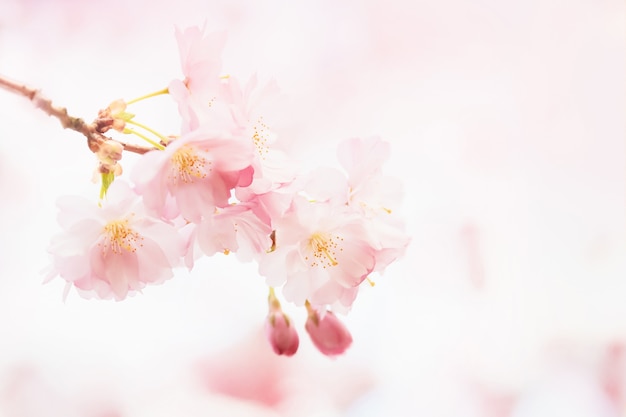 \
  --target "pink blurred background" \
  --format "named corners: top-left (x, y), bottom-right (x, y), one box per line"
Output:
top-left (0, 0), bottom-right (623, 416)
